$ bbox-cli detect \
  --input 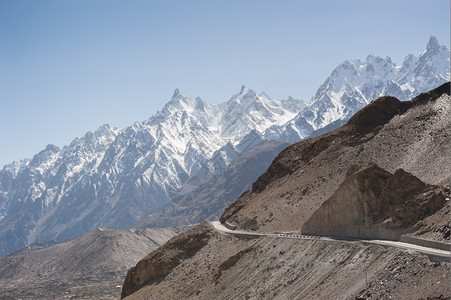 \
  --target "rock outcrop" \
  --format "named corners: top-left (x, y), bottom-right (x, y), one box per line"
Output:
top-left (302, 163), bottom-right (447, 240)
top-left (347, 96), bottom-right (410, 134)
top-left (121, 222), bottom-right (213, 299)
